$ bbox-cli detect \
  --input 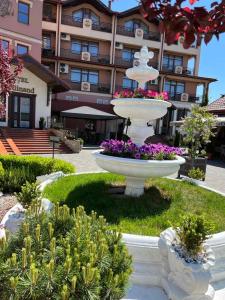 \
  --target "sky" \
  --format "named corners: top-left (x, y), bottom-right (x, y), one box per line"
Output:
top-left (102, 0), bottom-right (225, 103)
